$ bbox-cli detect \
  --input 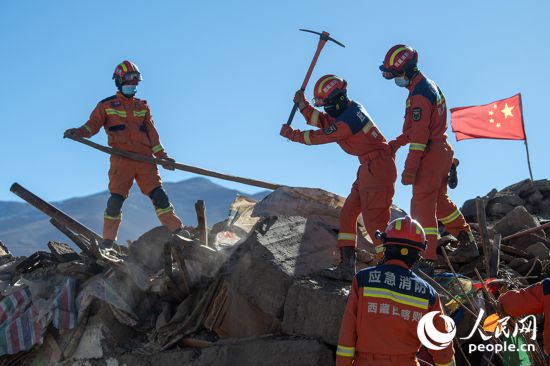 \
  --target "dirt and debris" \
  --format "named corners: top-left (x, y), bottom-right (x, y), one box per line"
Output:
top-left (1, 181), bottom-right (550, 365)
